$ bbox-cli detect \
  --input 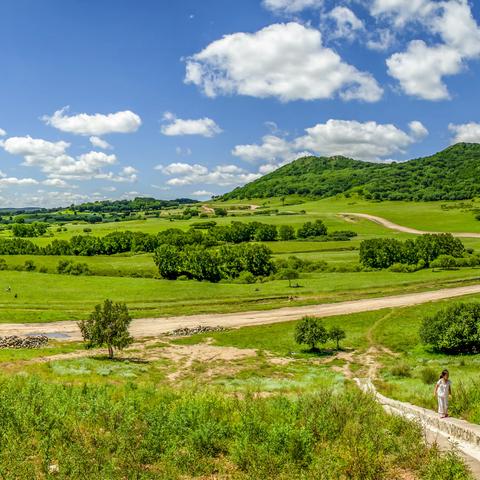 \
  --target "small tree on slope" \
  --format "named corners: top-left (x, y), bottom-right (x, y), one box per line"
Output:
top-left (294, 316), bottom-right (329, 351)
top-left (79, 299), bottom-right (133, 358)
